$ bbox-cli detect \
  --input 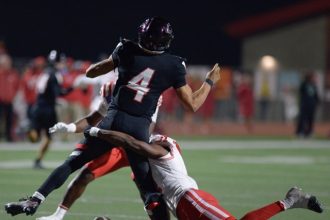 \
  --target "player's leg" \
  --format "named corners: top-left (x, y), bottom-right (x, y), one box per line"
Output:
top-left (4, 137), bottom-right (111, 216)
top-left (240, 187), bottom-right (323, 220)
top-left (109, 112), bottom-right (169, 220)
top-left (28, 106), bottom-right (41, 143)
top-left (176, 189), bottom-right (236, 220)
top-left (34, 107), bottom-right (57, 168)
top-left (36, 168), bottom-right (95, 220)
top-left (34, 135), bottom-right (51, 169)
top-left (296, 109), bottom-right (305, 137)
top-left (4, 102), bottom-right (14, 141)
top-left (305, 109), bottom-right (315, 137)
top-left (37, 148), bottom-right (129, 220)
